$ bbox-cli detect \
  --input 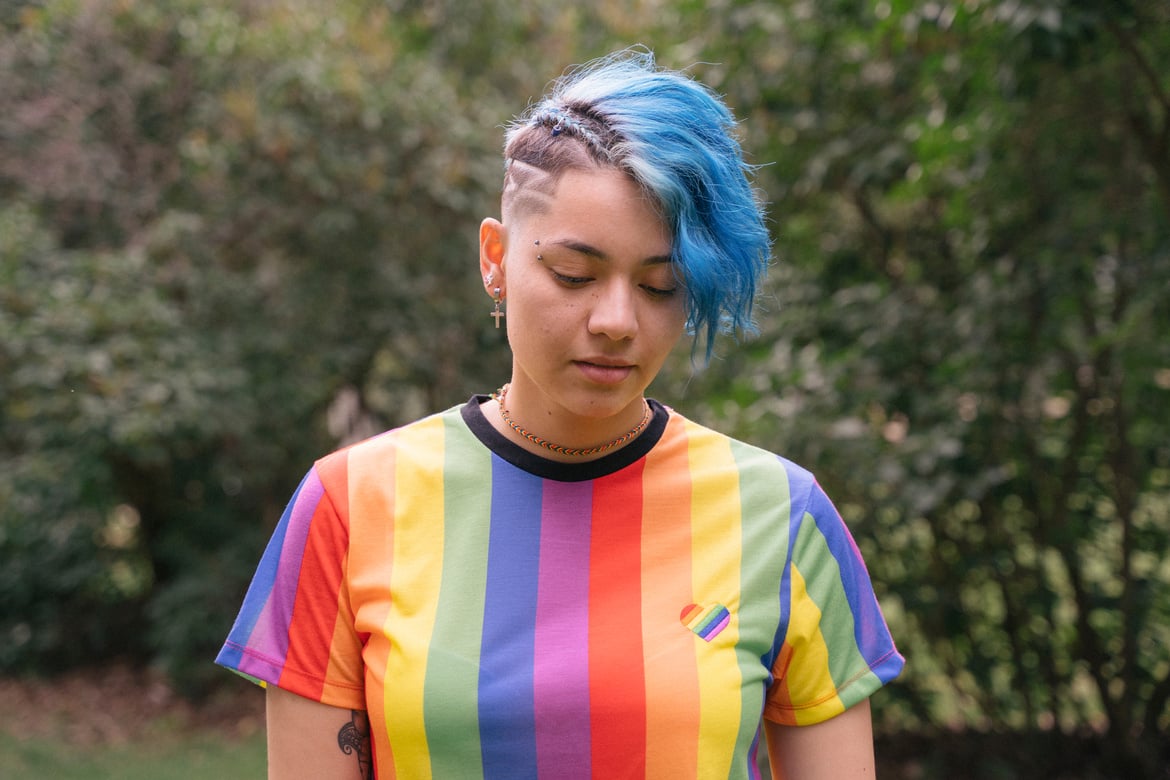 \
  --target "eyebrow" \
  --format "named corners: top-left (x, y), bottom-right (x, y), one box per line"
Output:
top-left (550, 238), bottom-right (673, 266)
